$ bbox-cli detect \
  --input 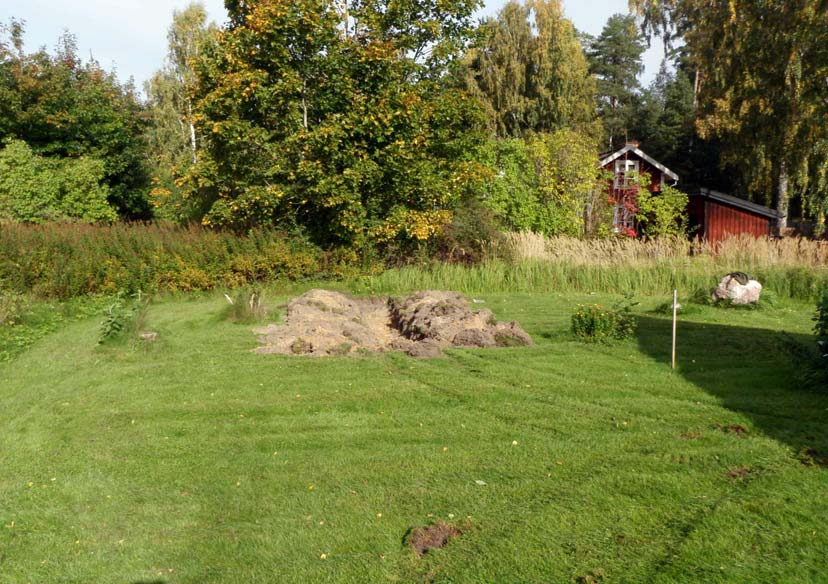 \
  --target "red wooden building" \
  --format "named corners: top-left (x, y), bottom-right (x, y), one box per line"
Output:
top-left (600, 142), bottom-right (781, 242)
top-left (599, 142), bottom-right (679, 235)
top-left (687, 188), bottom-right (781, 243)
